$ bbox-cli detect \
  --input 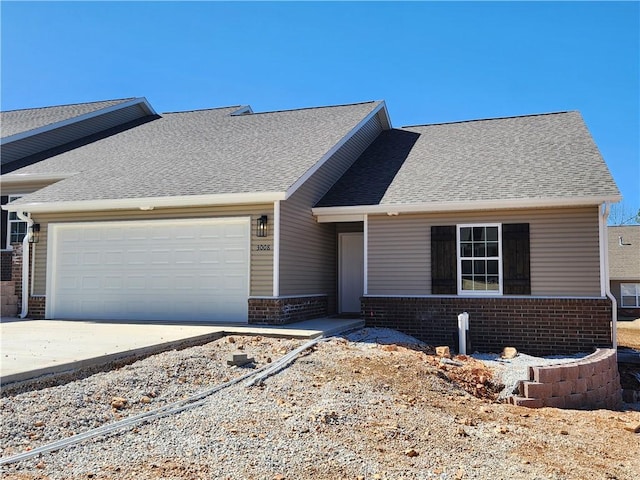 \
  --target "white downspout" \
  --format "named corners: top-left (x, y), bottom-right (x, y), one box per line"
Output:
top-left (16, 211), bottom-right (32, 318)
top-left (600, 202), bottom-right (617, 350)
